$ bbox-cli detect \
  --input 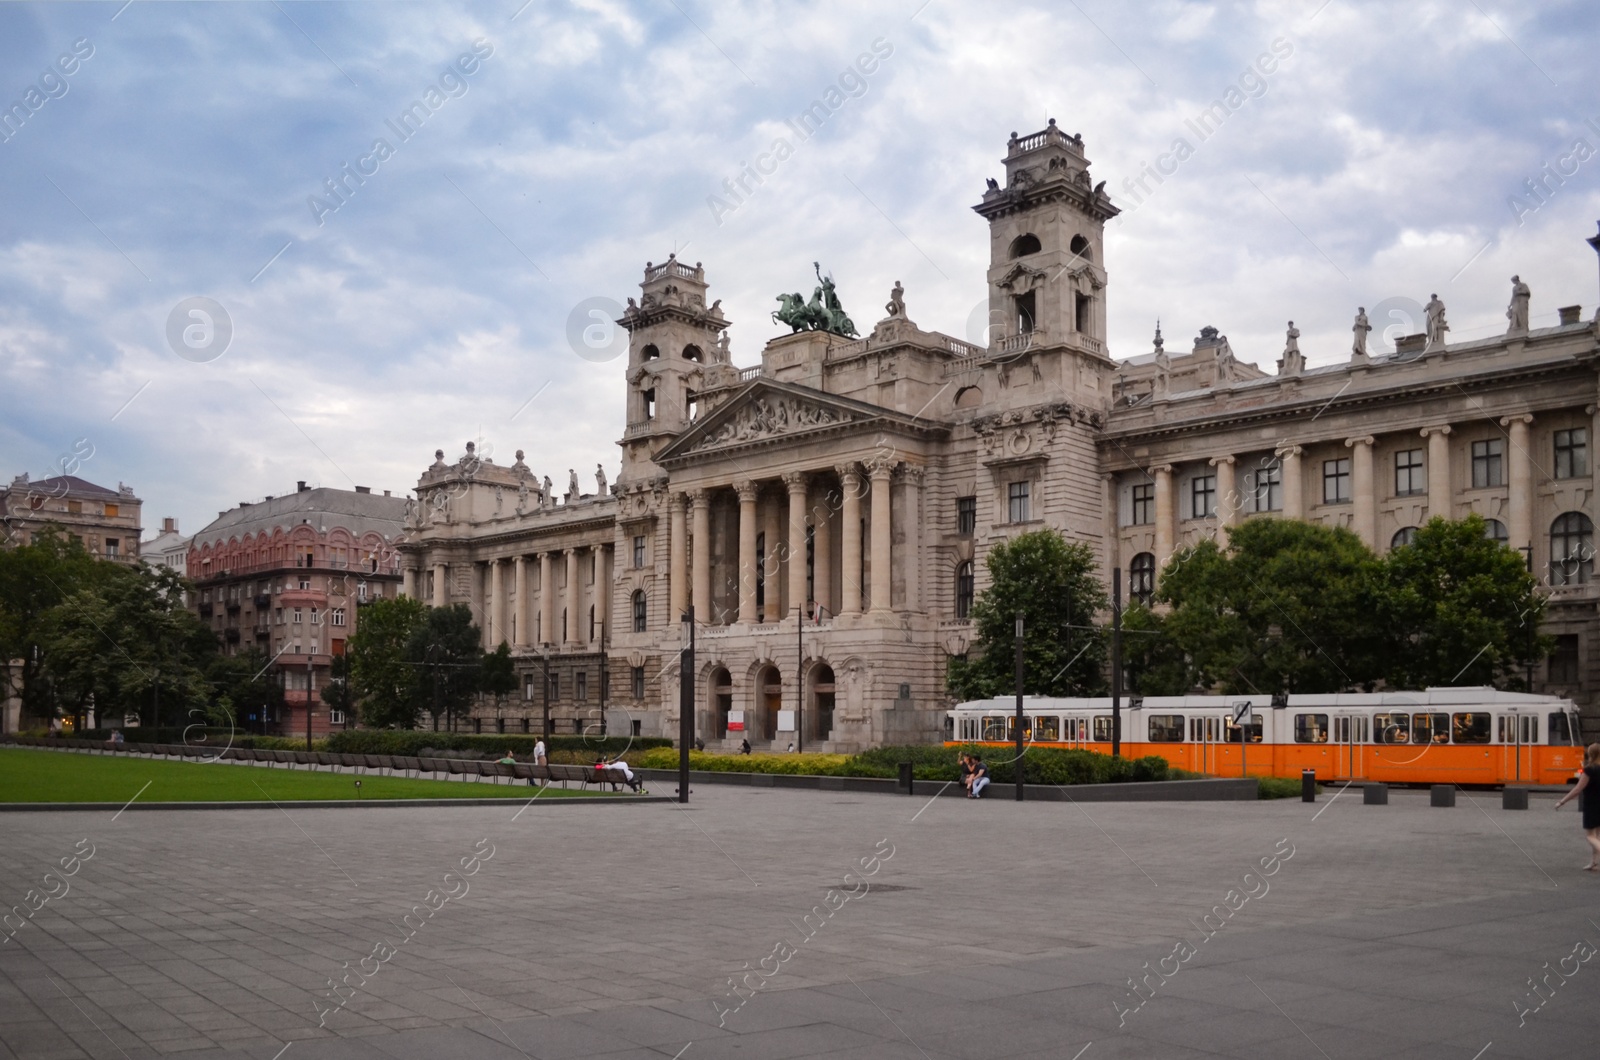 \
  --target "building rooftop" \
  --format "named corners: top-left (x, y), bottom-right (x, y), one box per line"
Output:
top-left (192, 485), bottom-right (407, 546)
